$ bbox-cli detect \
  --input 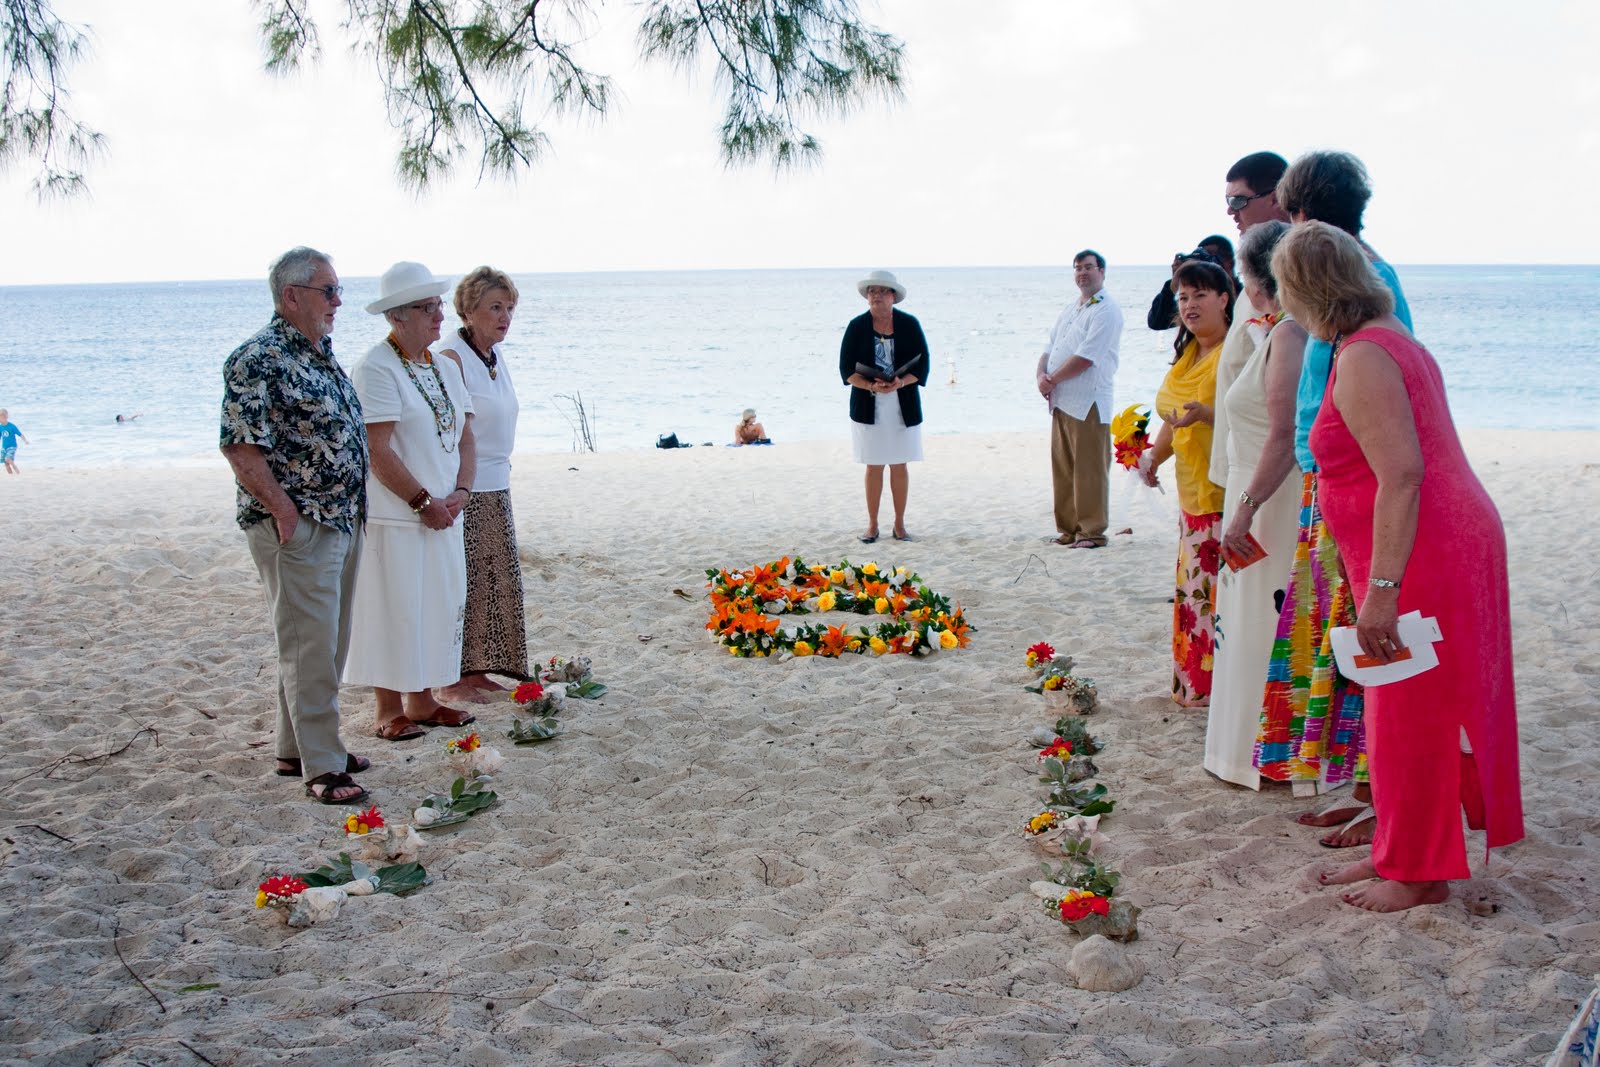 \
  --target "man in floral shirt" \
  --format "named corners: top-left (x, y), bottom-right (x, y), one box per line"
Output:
top-left (221, 247), bottom-right (371, 804)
